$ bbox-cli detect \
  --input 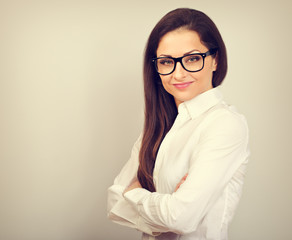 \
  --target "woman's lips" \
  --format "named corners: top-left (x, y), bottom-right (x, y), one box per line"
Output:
top-left (173, 81), bottom-right (193, 89)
